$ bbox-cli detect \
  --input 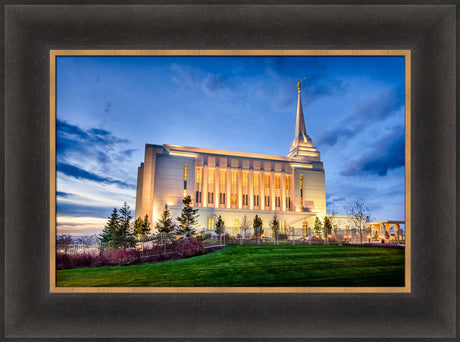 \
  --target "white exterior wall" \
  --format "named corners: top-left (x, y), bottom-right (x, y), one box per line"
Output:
top-left (152, 155), bottom-right (195, 222)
